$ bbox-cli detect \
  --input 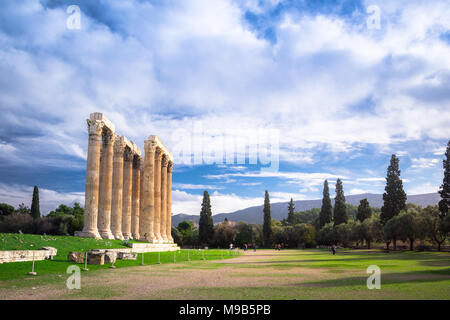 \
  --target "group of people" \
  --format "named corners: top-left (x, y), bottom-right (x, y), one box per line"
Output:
top-left (230, 243), bottom-right (257, 252)
top-left (227, 243), bottom-right (337, 254)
